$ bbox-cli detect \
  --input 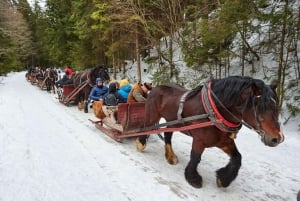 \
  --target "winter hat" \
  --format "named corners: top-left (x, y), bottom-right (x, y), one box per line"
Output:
top-left (96, 77), bottom-right (103, 83)
top-left (119, 79), bottom-right (129, 87)
top-left (108, 82), bottom-right (117, 93)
